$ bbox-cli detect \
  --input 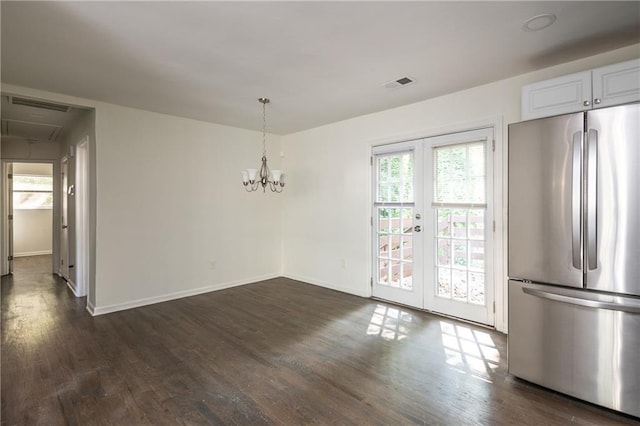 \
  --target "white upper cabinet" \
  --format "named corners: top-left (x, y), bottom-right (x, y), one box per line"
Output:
top-left (522, 58), bottom-right (640, 120)
top-left (521, 71), bottom-right (592, 120)
top-left (592, 59), bottom-right (640, 109)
